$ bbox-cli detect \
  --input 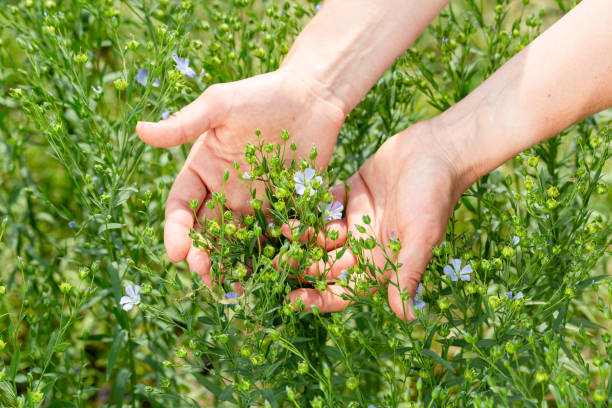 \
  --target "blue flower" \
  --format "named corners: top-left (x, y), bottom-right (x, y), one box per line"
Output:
top-left (134, 68), bottom-right (148, 87)
top-left (91, 86), bottom-right (102, 94)
top-left (68, 221), bottom-right (77, 229)
top-left (513, 236), bottom-right (520, 246)
top-left (224, 291), bottom-right (239, 305)
top-left (315, 3), bottom-right (322, 12)
top-left (413, 283), bottom-right (426, 310)
top-left (161, 111), bottom-right (171, 120)
top-left (293, 167), bottom-right (322, 196)
top-left (506, 291), bottom-right (524, 300)
top-left (338, 269), bottom-right (348, 283)
top-left (152, 78), bottom-right (160, 88)
top-left (173, 56), bottom-right (196, 78)
top-left (444, 258), bottom-right (473, 282)
top-left (98, 187), bottom-right (104, 195)
top-left (318, 200), bottom-right (344, 221)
